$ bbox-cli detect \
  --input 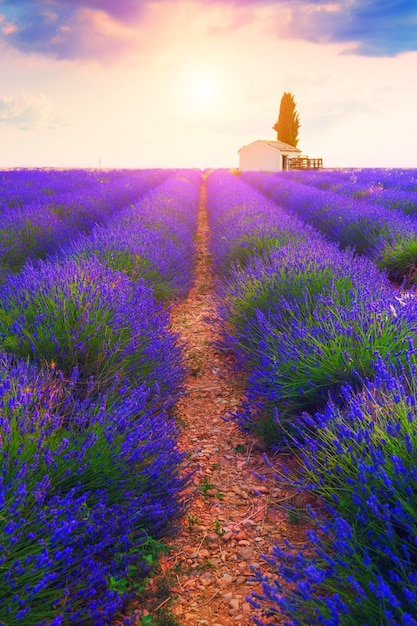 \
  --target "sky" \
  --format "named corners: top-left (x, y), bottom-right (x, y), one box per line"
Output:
top-left (0, 0), bottom-right (416, 170)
